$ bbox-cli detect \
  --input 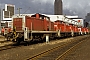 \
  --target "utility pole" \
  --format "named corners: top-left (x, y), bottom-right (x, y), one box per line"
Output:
top-left (17, 8), bottom-right (22, 16)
